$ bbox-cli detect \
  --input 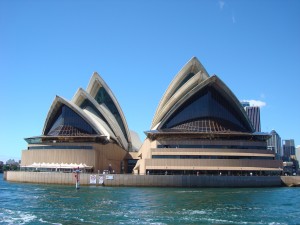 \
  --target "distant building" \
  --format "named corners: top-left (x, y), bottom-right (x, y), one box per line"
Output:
top-left (282, 139), bottom-right (295, 161)
top-left (240, 101), bottom-right (261, 132)
top-left (296, 146), bottom-right (300, 161)
top-left (267, 130), bottom-right (282, 159)
top-left (245, 106), bottom-right (261, 132)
